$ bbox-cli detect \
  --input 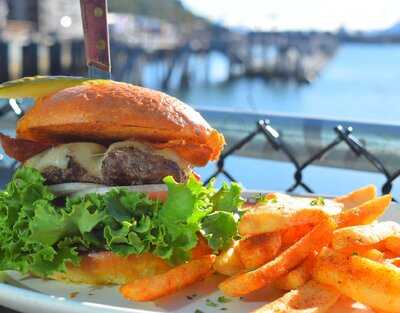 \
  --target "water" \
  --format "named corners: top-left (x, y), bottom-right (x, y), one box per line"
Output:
top-left (175, 43), bottom-right (400, 123)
